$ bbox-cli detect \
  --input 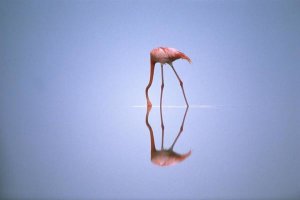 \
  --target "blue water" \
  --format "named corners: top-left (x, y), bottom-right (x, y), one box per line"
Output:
top-left (0, 0), bottom-right (299, 199)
